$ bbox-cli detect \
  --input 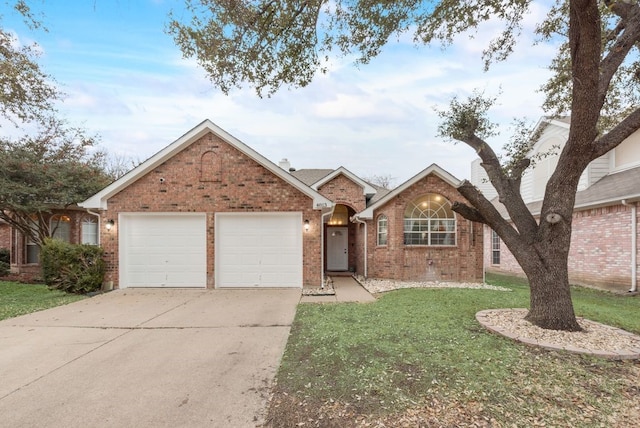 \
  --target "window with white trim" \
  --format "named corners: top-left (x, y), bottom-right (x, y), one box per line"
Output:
top-left (491, 230), bottom-right (501, 265)
top-left (26, 237), bottom-right (39, 263)
top-left (404, 194), bottom-right (455, 246)
top-left (50, 215), bottom-right (71, 242)
top-left (82, 218), bottom-right (98, 245)
top-left (377, 215), bottom-right (388, 246)
top-left (26, 218), bottom-right (39, 263)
